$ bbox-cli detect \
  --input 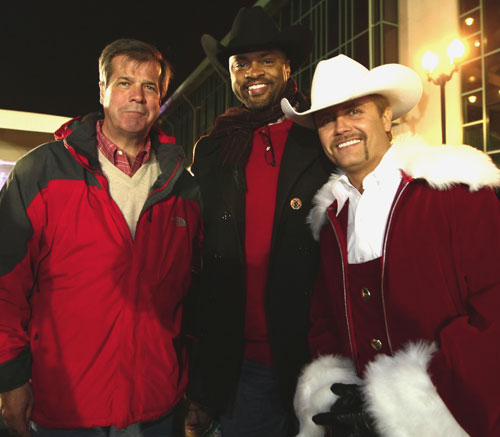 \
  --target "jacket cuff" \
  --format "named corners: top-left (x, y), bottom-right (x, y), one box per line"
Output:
top-left (363, 341), bottom-right (468, 436)
top-left (0, 349), bottom-right (32, 393)
top-left (294, 354), bottom-right (361, 437)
